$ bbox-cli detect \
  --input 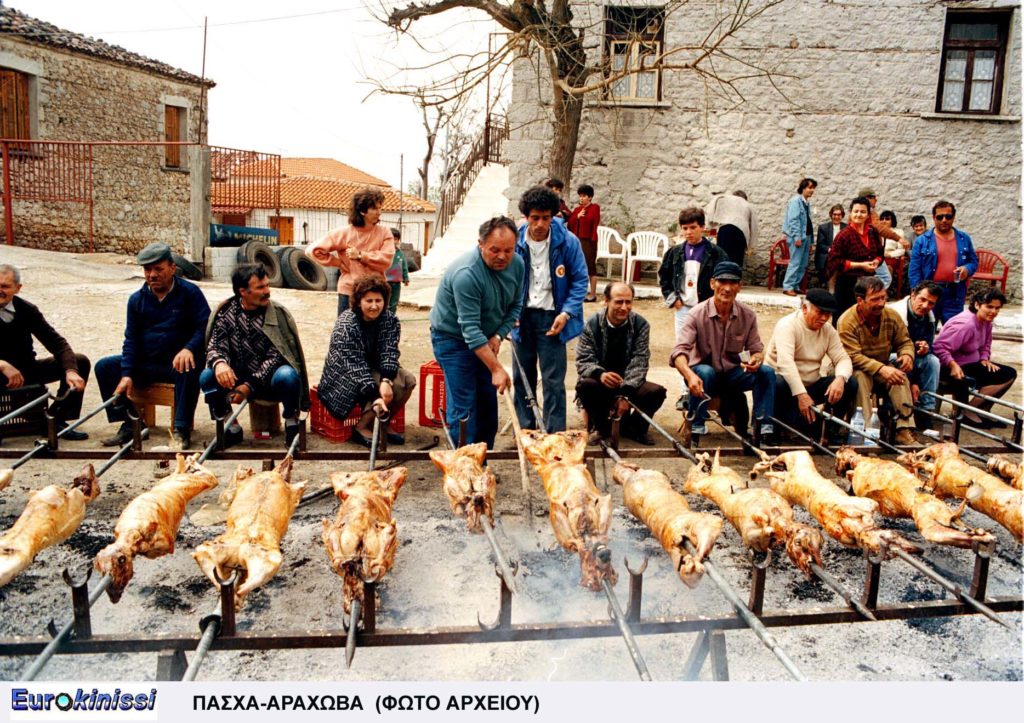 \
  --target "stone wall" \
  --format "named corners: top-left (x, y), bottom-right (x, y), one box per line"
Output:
top-left (506, 0), bottom-right (1022, 296)
top-left (0, 37), bottom-right (206, 255)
